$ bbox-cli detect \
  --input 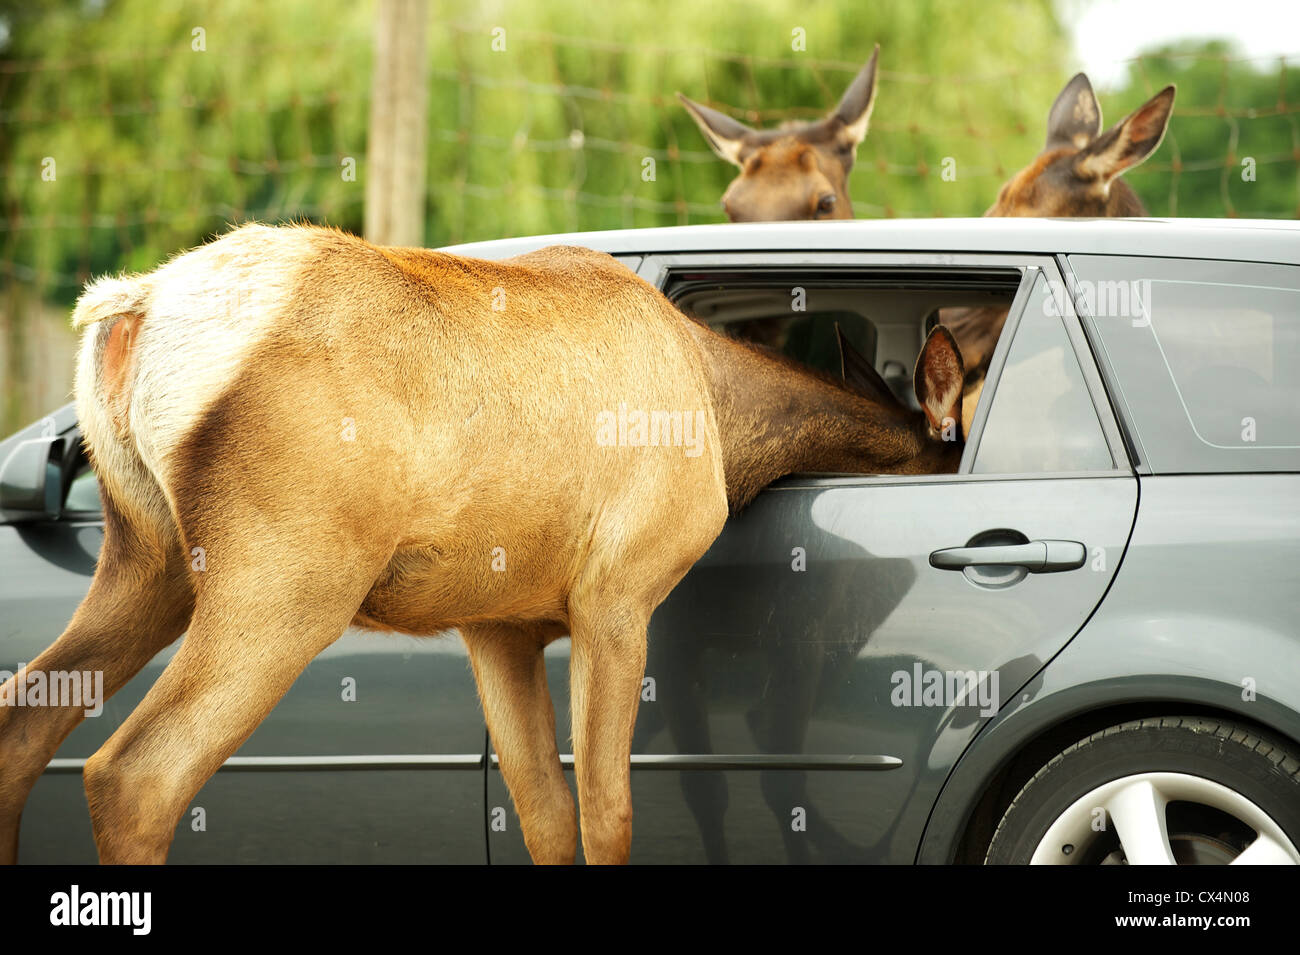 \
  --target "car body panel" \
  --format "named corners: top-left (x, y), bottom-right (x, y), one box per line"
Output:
top-left (919, 473), bottom-right (1300, 863)
top-left (487, 473), bottom-right (1137, 863)
top-left (443, 217), bottom-right (1300, 267)
top-left (485, 245), bottom-right (1141, 864)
